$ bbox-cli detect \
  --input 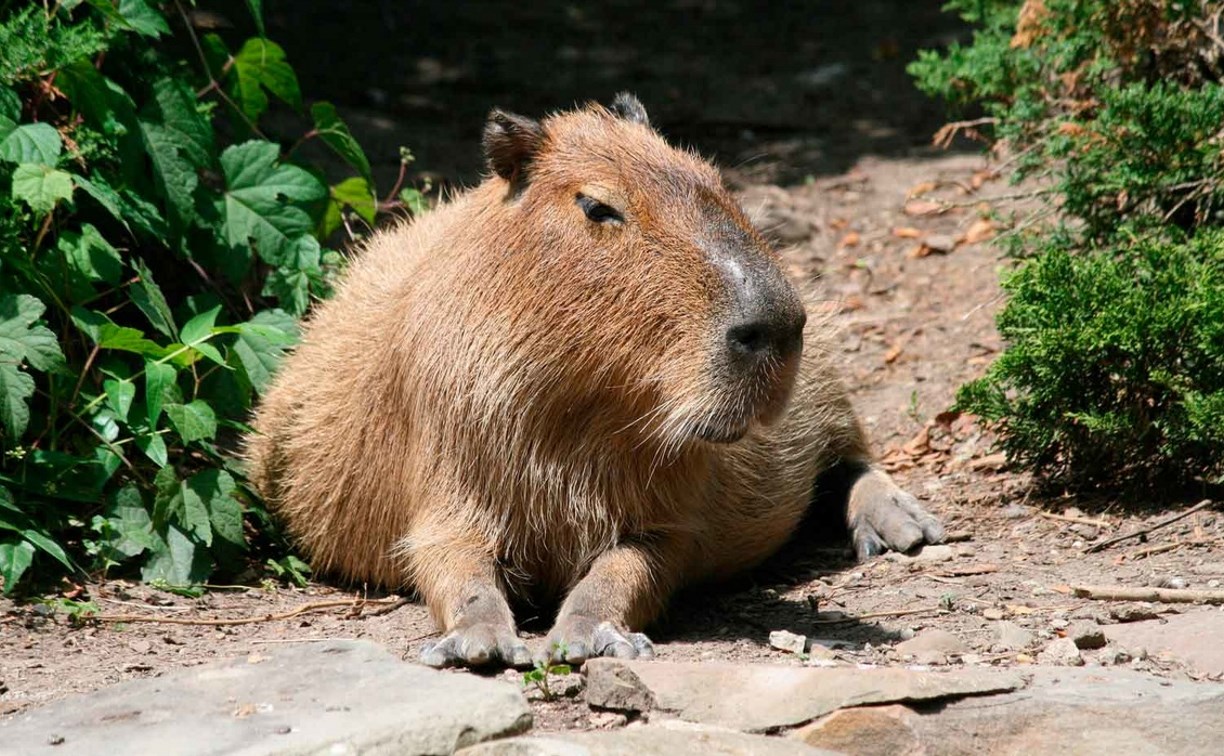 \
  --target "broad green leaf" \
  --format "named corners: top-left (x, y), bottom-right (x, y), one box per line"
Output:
top-left (74, 174), bottom-right (130, 233)
top-left (244, 0), bottom-right (266, 36)
top-left (10, 163), bottom-right (73, 214)
top-left (263, 268), bottom-right (311, 316)
top-left (54, 224), bottom-right (122, 297)
top-left (0, 294), bottom-right (65, 372)
top-left (0, 537), bottom-right (35, 594)
top-left (0, 365), bottom-right (34, 440)
top-left (92, 407), bottom-right (120, 443)
top-left (164, 400), bottom-right (217, 442)
top-left (135, 432), bottom-right (168, 467)
top-left (230, 38), bottom-right (301, 123)
top-left (180, 305), bottom-right (221, 346)
top-left (115, 0), bottom-right (170, 37)
top-left (151, 464), bottom-right (178, 530)
top-left (130, 258), bottom-right (177, 339)
top-left (21, 527), bottom-right (75, 572)
top-left (144, 359), bottom-right (175, 425)
top-left (220, 140), bottom-right (326, 266)
top-left (186, 469), bottom-right (241, 549)
top-left (140, 122), bottom-right (198, 228)
top-left (230, 311), bottom-right (297, 393)
top-left (142, 78), bottom-right (214, 168)
top-left (0, 88), bottom-right (18, 121)
top-left (331, 176), bottom-right (377, 225)
top-left (94, 324), bottom-right (164, 358)
top-left (105, 485), bottom-right (159, 557)
top-left (103, 378), bottom-right (135, 422)
top-left (141, 524), bottom-right (209, 585)
top-left (311, 102), bottom-right (371, 181)
top-left (0, 120), bottom-right (62, 165)
top-left (209, 489), bottom-right (244, 551)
